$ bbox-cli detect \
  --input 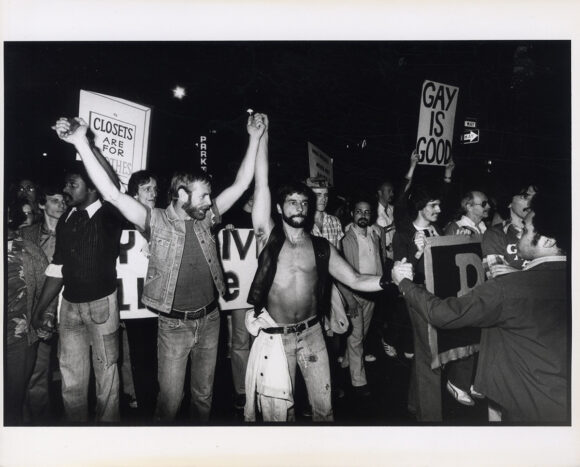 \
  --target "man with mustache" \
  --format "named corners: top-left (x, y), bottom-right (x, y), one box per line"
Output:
top-left (338, 197), bottom-right (383, 397)
top-left (392, 191), bottom-right (569, 423)
top-left (392, 184), bottom-right (445, 421)
top-left (247, 116), bottom-right (390, 422)
top-left (32, 161), bottom-right (124, 423)
top-left (49, 114), bottom-right (264, 423)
